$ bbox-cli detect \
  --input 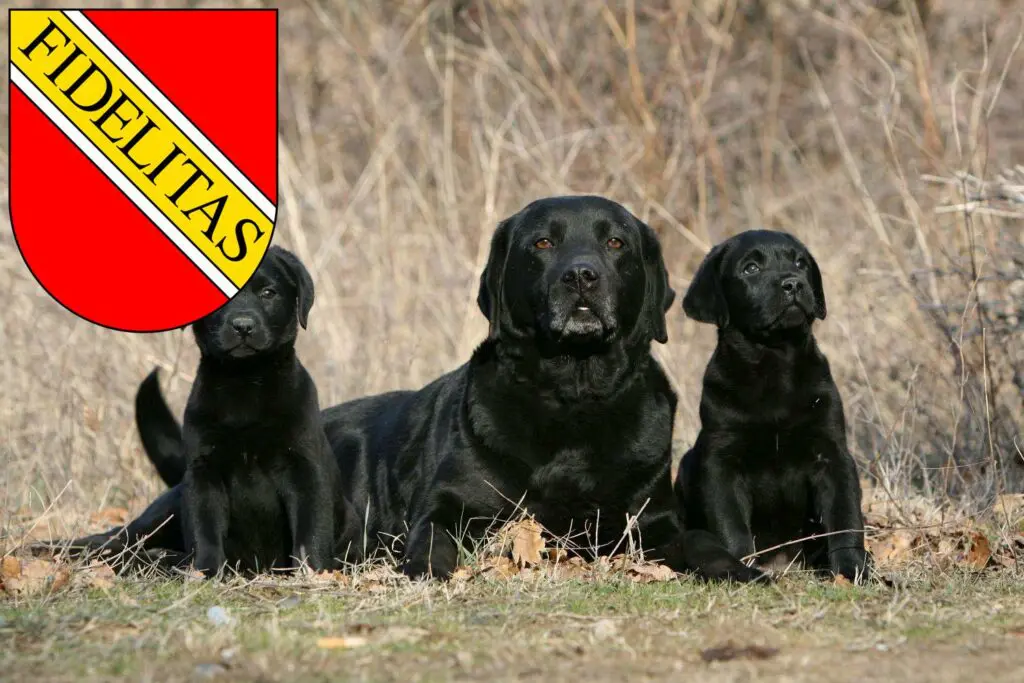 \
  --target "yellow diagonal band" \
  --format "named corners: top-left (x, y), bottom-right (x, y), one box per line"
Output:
top-left (10, 10), bottom-right (274, 291)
